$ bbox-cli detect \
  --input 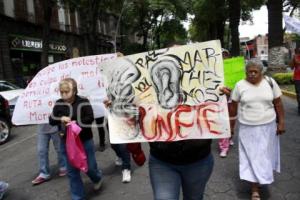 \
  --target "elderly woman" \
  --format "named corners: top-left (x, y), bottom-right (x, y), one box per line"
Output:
top-left (230, 59), bottom-right (285, 200)
top-left (49, 78), bottom-right (102, 200)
